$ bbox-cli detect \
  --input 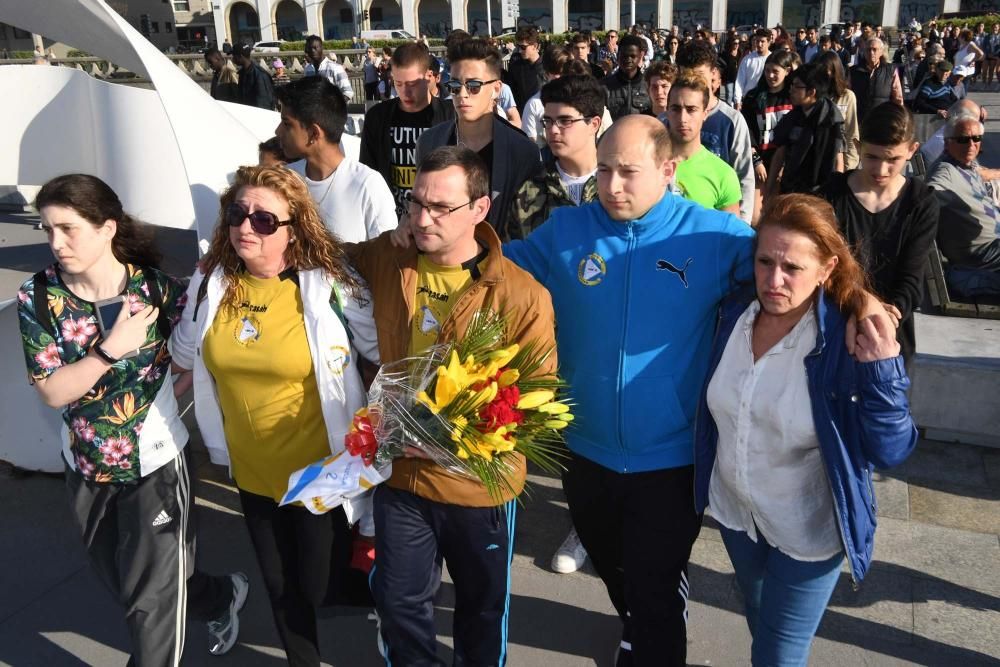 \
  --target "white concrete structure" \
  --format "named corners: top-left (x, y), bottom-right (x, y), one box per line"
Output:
top-left (211, 0), bottom-right (945, 43)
